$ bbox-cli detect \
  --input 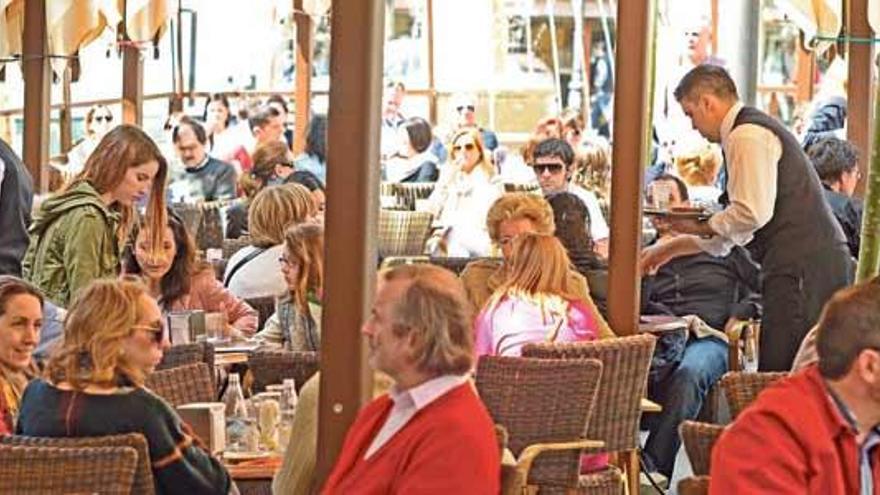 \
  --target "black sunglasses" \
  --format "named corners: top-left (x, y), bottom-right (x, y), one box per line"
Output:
top-left (94, 115), bottom-right (113, 123)
top-left (456, 105), bottom-right (475, 113)
top-left (275, 161), bottom-right (295, 169)
top-left (132, 322), bottom-right (165, 345)
top-left (453, 143), bottom-right (476, 153)
top-left (532, 163), bottom-right (564, 174)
